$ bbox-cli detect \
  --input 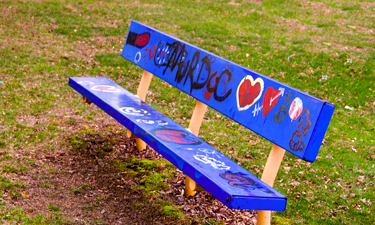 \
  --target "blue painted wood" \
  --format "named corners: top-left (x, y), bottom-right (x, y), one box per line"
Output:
top-left (121, 20), bottom-right (335, 162)
top-left (69, 77), bottom-right (287, 211)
